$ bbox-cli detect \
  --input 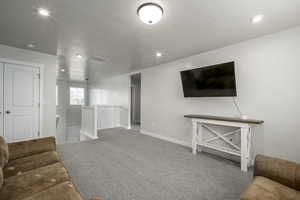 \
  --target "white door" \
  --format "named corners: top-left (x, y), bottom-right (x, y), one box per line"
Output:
top-left (0, 63), bottom-right (3, 137)
top-left (4, 63), bottom-right (40, 142)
